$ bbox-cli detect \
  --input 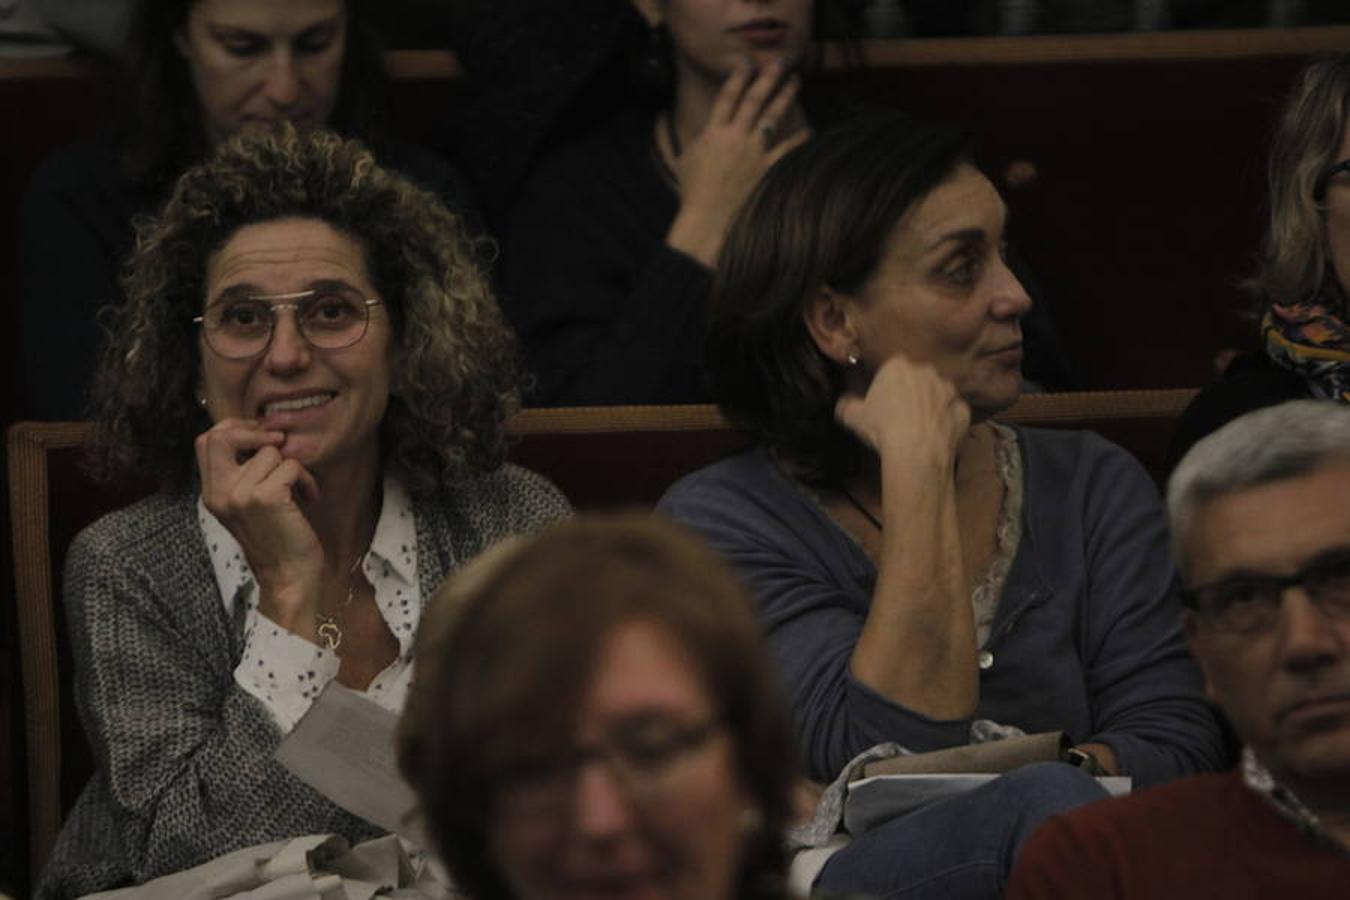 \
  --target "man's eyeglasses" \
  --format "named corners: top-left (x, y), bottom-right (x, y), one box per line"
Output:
top-left (1183, 548), bottom-right (1350, 636)
top-left (193, 285), bottom-right (382, 360)
top-left (494, 717), bottom-right (723, 817)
